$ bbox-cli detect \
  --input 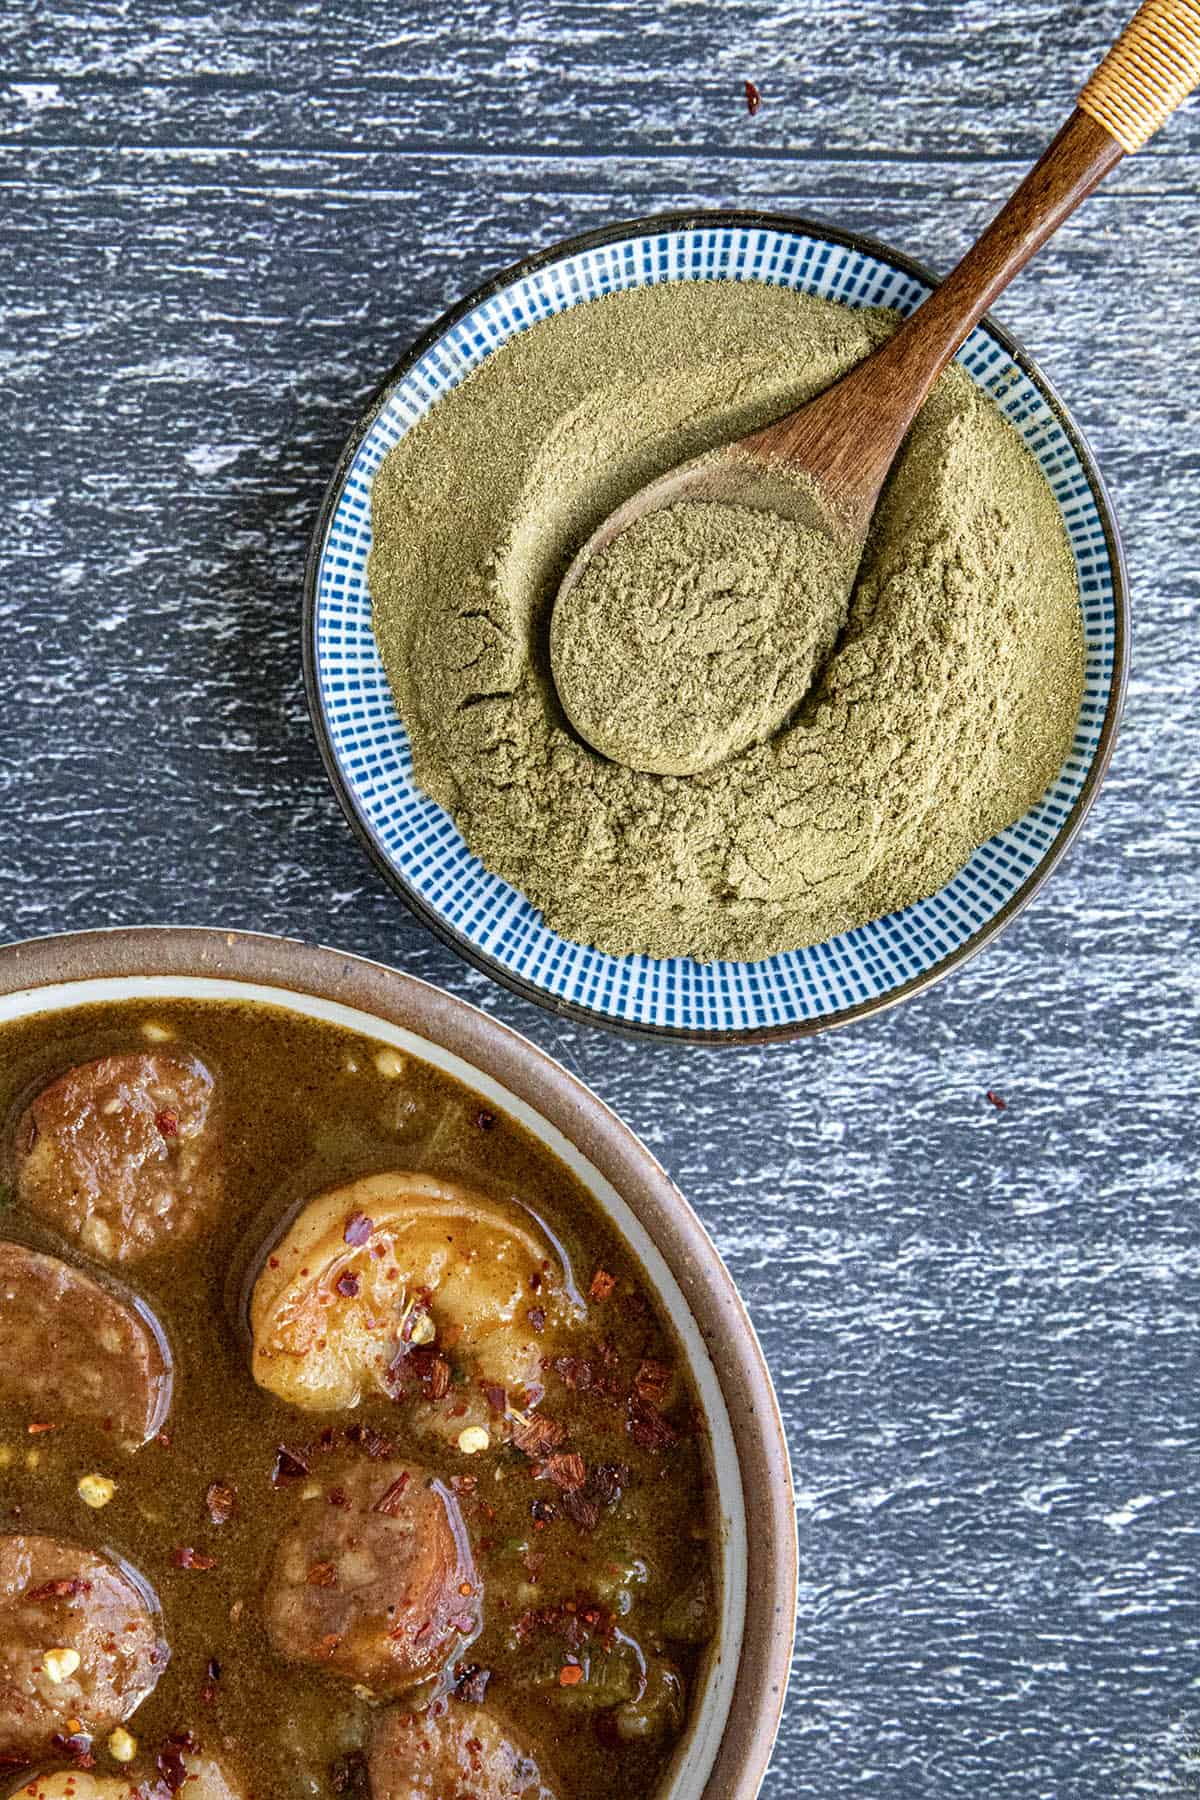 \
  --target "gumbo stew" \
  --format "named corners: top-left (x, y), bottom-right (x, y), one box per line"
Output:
top-left (0, 1002), bottom-right (718, 1799)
